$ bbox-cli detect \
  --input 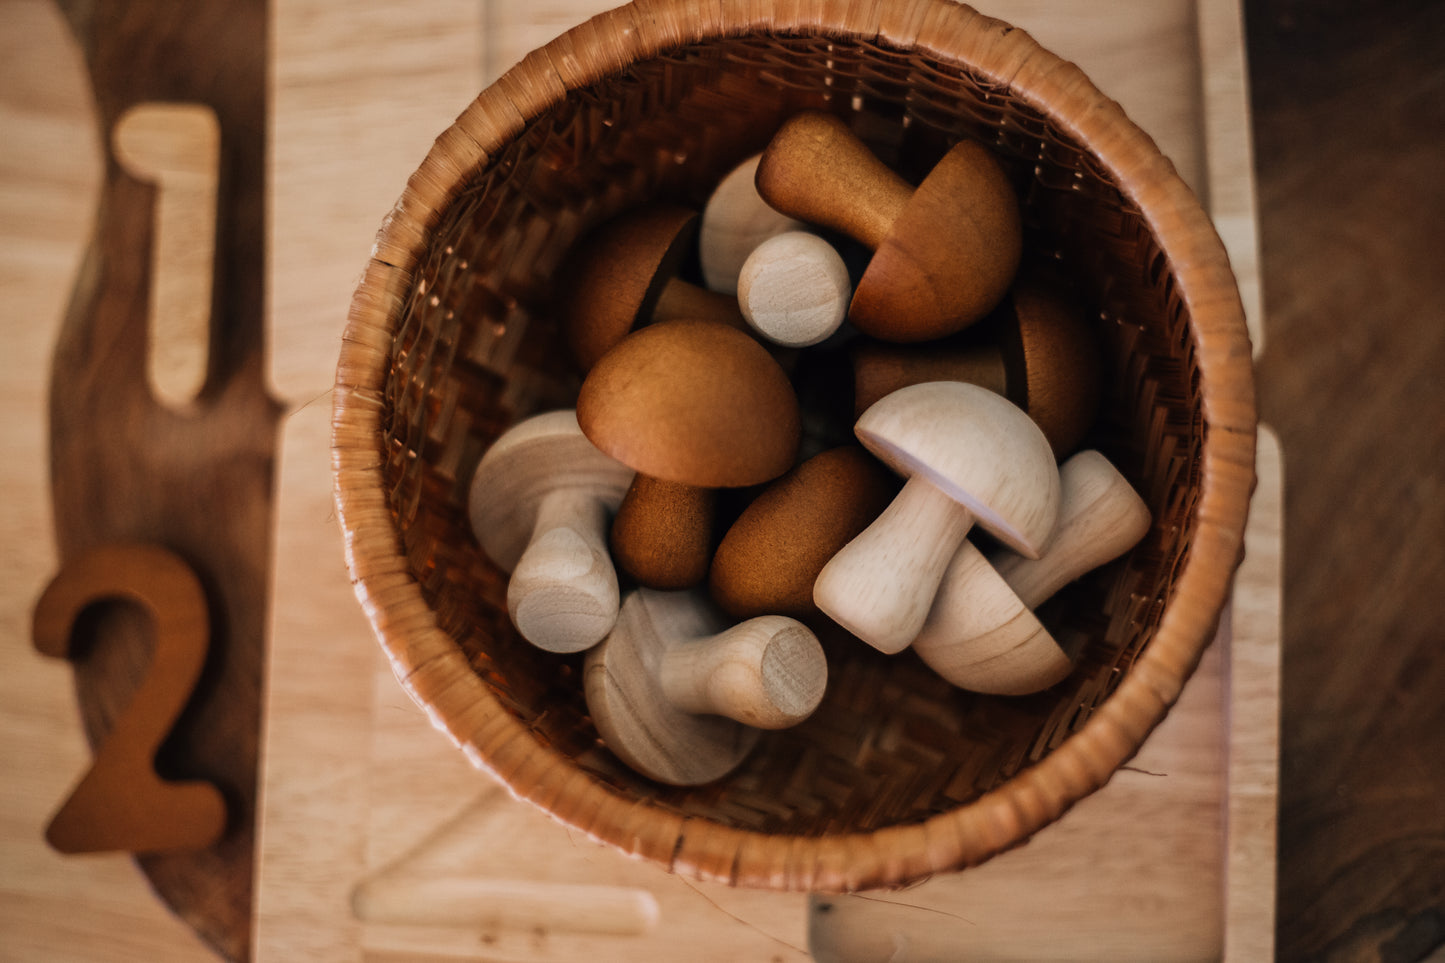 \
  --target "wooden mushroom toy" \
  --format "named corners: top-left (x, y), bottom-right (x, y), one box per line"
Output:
top-left (699, 153), bottom-right (806, 294)
top-left (561, 204), bottom-right (748, 371)
top-left (852, 277), bottom-right (1103, 457)
top-left (912, 450), bottom-right (1151, 694)
top-left (755, 110), bottom-right (1021, 342)
top-left (584, 588), bottom-right (828, 785)
top-left (468, 409), bottom-right (634, 653)
top-left (737, 231), bottom-right (853, 348)
top-left (709, 446), bottom-right (896, 619)
top-left (577, 319), bottom-right (801, 589)
top-left (812, 381), bottom-right (1060, 655)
